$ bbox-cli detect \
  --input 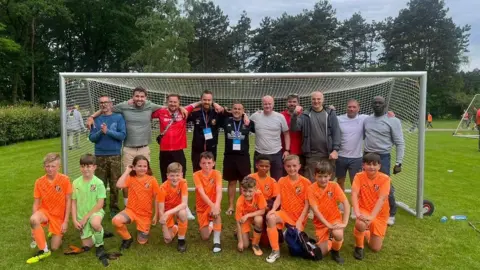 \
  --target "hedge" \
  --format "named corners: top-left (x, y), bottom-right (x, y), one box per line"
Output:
top-left (0, 106), bottom-right (61, 146)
